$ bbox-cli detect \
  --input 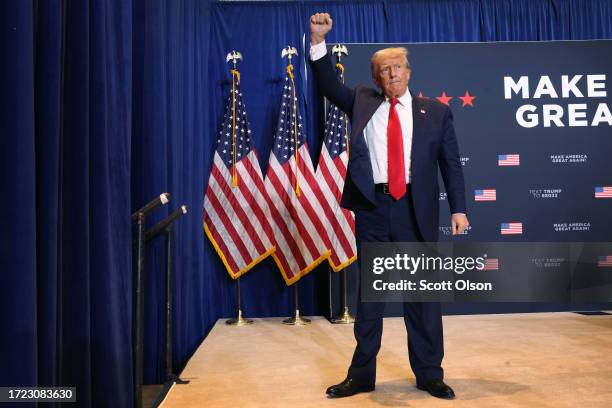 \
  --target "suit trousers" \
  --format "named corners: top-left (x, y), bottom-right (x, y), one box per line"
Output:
top-left (347, 188), bottom-right (444, 386)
